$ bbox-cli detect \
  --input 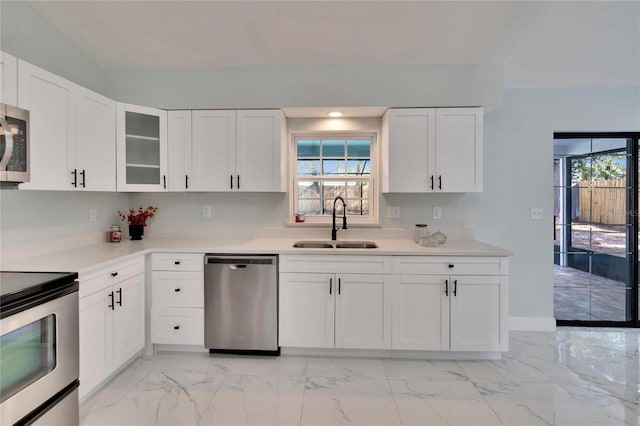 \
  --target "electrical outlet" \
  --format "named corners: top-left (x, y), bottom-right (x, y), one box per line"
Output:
top-left (433, 206), bottom-right (442, 220)
top-left (530, 207), bottom-right (544, 220)
top-left (89, 208), bottom-right (97, 222)
top-left (203, 205), bottom-right (212, 218)
top-left (387, 206), bottom-right (400, 218)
